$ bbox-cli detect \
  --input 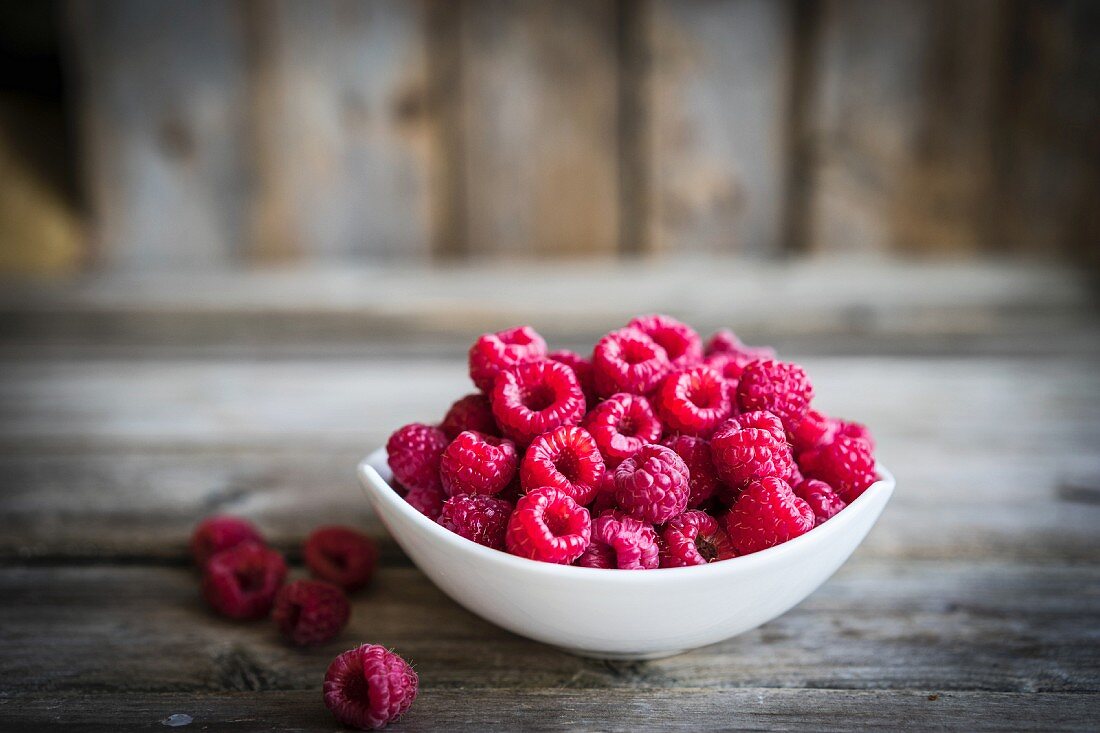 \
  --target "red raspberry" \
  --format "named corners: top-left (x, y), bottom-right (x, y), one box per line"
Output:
top-left (304, 526), bottom-right (379, 592)
top-left (468, 325), bottom-right (547, 393)
top-left (627, 314), bottom-right (703, 369)
top-left (324, 644), bottom-right (418, 730)
top-left (439, 430), bottom-right (517, 496)
top-left (704, 328), bottom-right (776, 360)
top-left (575, 513), bottom-right (659, 569)
top-left (736, 359), bottom-right (814, 435)
top-left (505, 487), bottom-right (591, 564)
top-left (438, 493), bottom-right (513, 550)
top-left (835, 419), bottom-right (875, 450)
top-left (588, 472), bottom-right (619, 515)
top-left (791, 409), bottom-right (835, 454)
top-left (661, 434), bottom-right (719, 507)
top-left (710, 411), bottom-right (796, 493)
top-left (655, 365), bottom-right (733, 437)
top-left (702, 353), bottom-right (746, 389)
top-left (273, 579), bottom-right (350, 646)
top-left (793, 478), bottom-right (847, 525)
top-left (440, 393), bottom-right (498, 439)
top-left (490, 359), bottom-right (585, 446)
top-left (520, 426), bottom-right (606, 505)
top-left (404, 483), bottom-right (446, 520)
top-left (190, 515), bottom-right (264, 568)
top-left (202, 541), bottom-right (287, 620)
top-left (799, 435), bottom-right (877, 502)
top-left (659, 510), bottom-right (737, 567)
top-left (591, 328), bottom-right (672, 398)
top-left (613, 444), bottom-right (690, 524)
top-left (548, 349), bottom-right (595, 406)
top-left (386, 423), bottom-right (448, 492)
top-left (582, 392), bottom-right (662, 467)
top-left (724, 477), bottom-right (814, 555)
